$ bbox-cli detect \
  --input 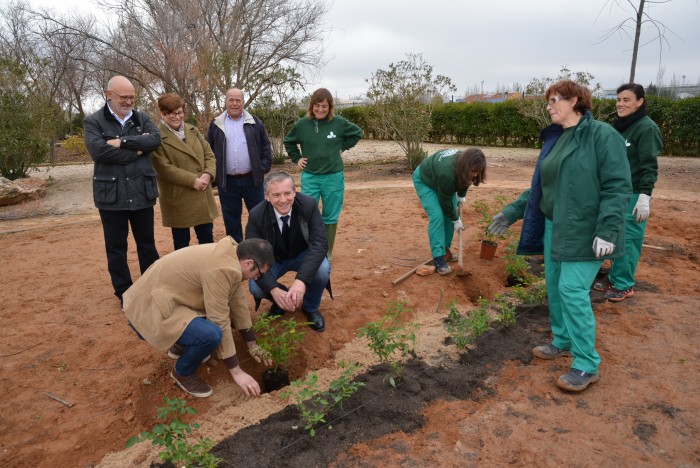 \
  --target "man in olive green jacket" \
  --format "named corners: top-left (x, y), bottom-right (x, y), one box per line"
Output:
top-left (123, 237), bottom-right (273, 398)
